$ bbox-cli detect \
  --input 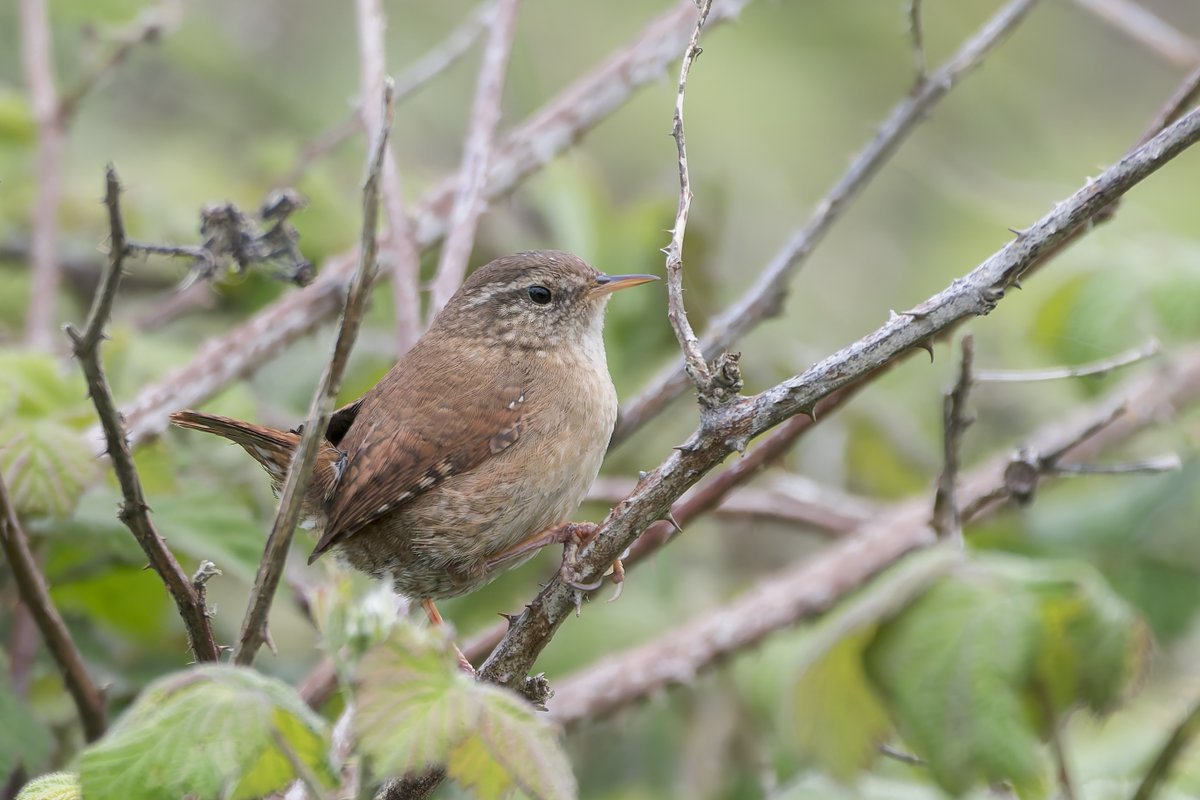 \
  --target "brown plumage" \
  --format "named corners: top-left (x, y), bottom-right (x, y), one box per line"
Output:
top-left (170, 250), bottom-right (656, 603)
